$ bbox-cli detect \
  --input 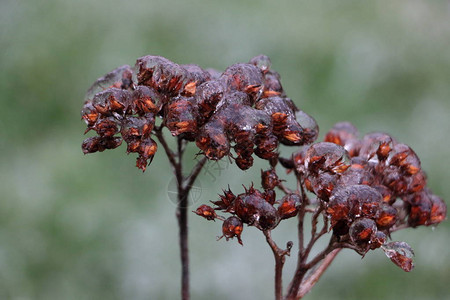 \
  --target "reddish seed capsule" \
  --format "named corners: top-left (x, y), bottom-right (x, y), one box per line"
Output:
top-left (81, 102), bottom-right (99, 127)
top-left (194, 204), bottom-right (217, 221)
top-left (388, 143), bottom-right (421, 175)
top-left (139, 138), bottom-right (158, 159)
top-left (235, 155), bottom-right (254, 170)
top-left (94, 117), bottom-right (119, 137)
top-left (220, 63), bottom-right (264, 103)
top-left (195, 120), bottom-right (230, 160)
top-left (308, 172), bottom-right (337, 201)
top-left (304, 142), bottom-right (351, 175)
top-left (82, 136), bottom-right (122, 154)
top-left (295, 110), bottom-right (319, 145)
top-left (84, 65), bottom-right (134, 102)
top-left (278, 194), bottom-right (302, 220)
top-left (132, 86), bottom-right (160, 115)
top-left (376, 205), bottom-right (397, 229)
top-left (429, 194), bottom-right (447, 225)
top-left (196, 80), bottom-right (224, 121)
top-left (135, 55), bottom-right (188, 96)
top-left (337, 167), bottom-right (373, 187)
top-left (347, 185), bottom-right (382, 220)
top-left (372, 185), bottom-right (395, 205)
top-left (254, 134), bottom-right (278, 159)
top-left (234, 187), bottom-right (279, 230)
top-left (166, 97), bottom-right (198, 137)
top-left (409, 200), bottom-right (432, 227)
top-left (324, 122), bottom-right (360, 156)
top-left (221, 216), bottom-right (244, 245)
top-left (370, 231), bottom-right (387, 250)
top-left (212, 188), bottom-right (236, 212)
top-left (261, 169), bottom-right (280, 190)
top-left (263, 189), bottom-right (276, 205)
top-left (349, 218), bottom-right (377, 244)
top-left (359, 132), bottom-right (395, 161)
top-left (382, 241), bottom-right (415, 272)
top-left (327, 193), bottom-right (350, 228)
